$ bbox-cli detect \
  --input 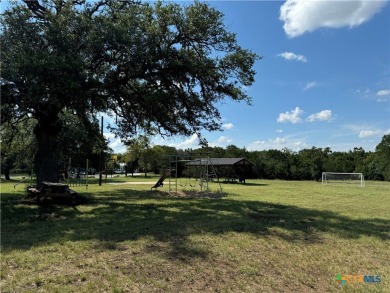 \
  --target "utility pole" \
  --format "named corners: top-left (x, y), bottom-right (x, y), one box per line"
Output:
top-left (99, 116), bottom-right (103, 186)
